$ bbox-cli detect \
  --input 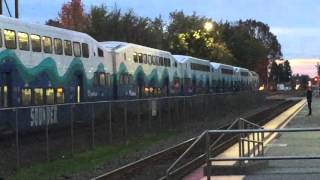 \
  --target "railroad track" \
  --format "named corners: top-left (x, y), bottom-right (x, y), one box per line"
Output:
top-left (92, 99), bottom-right (299, 180)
